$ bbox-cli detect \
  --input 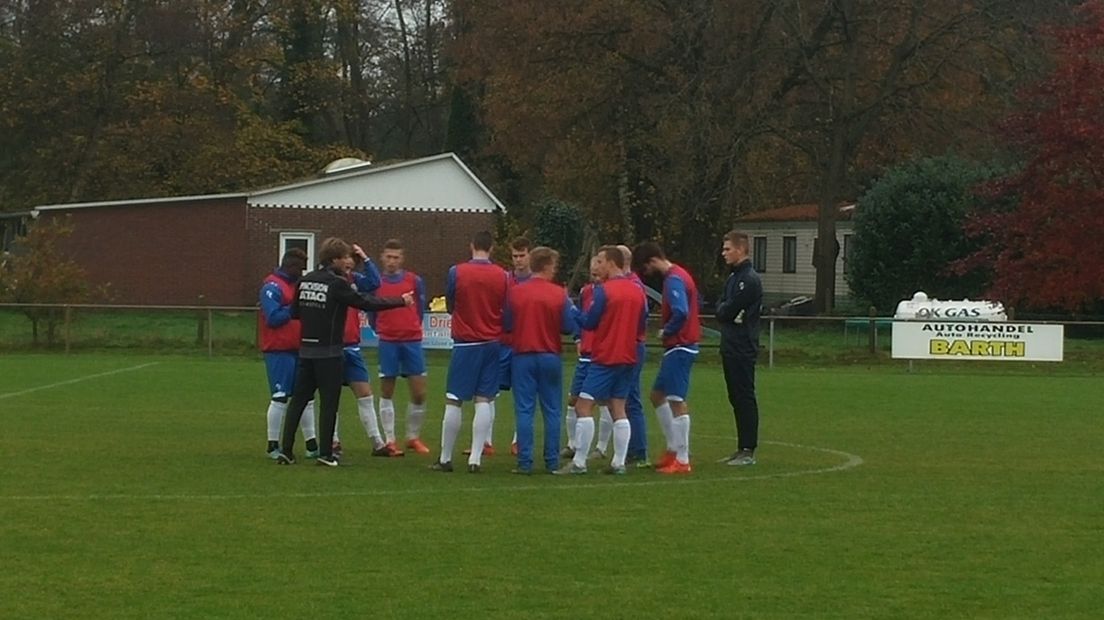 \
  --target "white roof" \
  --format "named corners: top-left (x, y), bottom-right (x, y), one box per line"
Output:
top-left (33, 153), bottom-right (504, 214)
